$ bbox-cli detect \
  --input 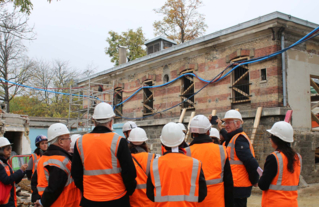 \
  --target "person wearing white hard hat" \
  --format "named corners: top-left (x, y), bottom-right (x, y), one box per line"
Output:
top-left (161, 123), bottom-right (189, 155)
top-left (185, 115), bottom-right (234, 207)
top-left (34, 123), bottom-right (81, 207)
top-left (122, 121), bottom-right (137, 139)
top-left (209, 128), bottom-right (221, 144)
top-left (0, 137), bottom-right (27, 207)
top-left (222, 110), bottom-right (259, 207)
top-left (127, 127), bottom-right (155, 207)
top-left (259, 121), bottom-right (302, 207)
top-left (146, 122), bottom-right (207, 206)
top-left (69, 134), bottom-right (82, 154)
top-left (71, 102), bottom-right (137, 207)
